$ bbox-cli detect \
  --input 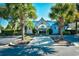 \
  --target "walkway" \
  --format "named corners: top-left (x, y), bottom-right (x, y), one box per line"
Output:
top-left (49, 46), bottom-right (79, 56)
top-left (0, 36), bottom-right (21, 45)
